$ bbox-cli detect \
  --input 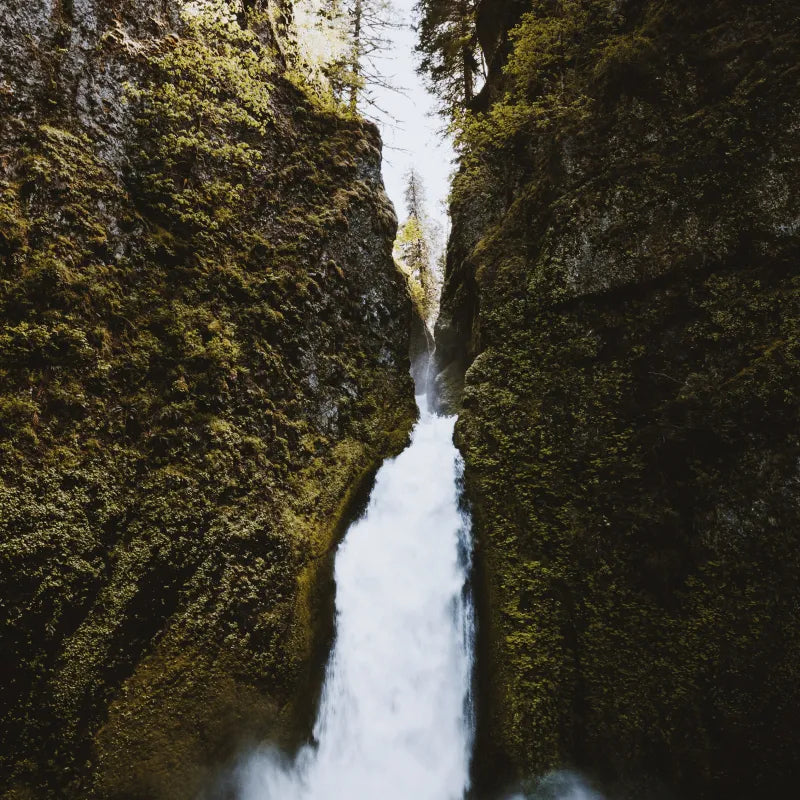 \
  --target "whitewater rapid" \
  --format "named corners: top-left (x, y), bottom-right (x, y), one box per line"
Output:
top-left (238, 396), bottom-right (475, 800)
